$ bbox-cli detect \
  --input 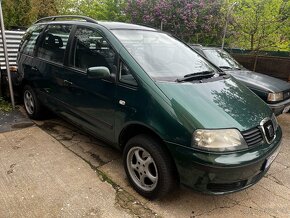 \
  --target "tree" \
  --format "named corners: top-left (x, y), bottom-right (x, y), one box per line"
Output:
top-left (57, 0), bottom-right (128, 21)
top-left (125, 0), bottom-right (224, 44)
top-left (1, 0), bottom-right (59, 28)
top-left (31, 0), bottom-right (58, 20)
top-left (227, 0), bottom-right (289, 51)
top-left (56, 0), bottom-right (80, 15)
top-left (2, 0), bottom-right (33, 28)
